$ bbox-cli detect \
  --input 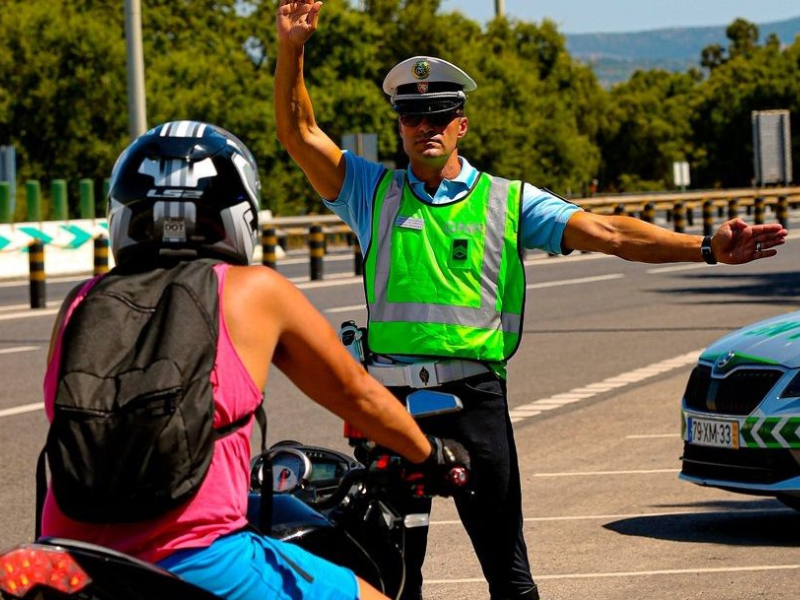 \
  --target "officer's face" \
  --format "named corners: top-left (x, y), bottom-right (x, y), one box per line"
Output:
top-left (399, 110), bottom-right (468, 166)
